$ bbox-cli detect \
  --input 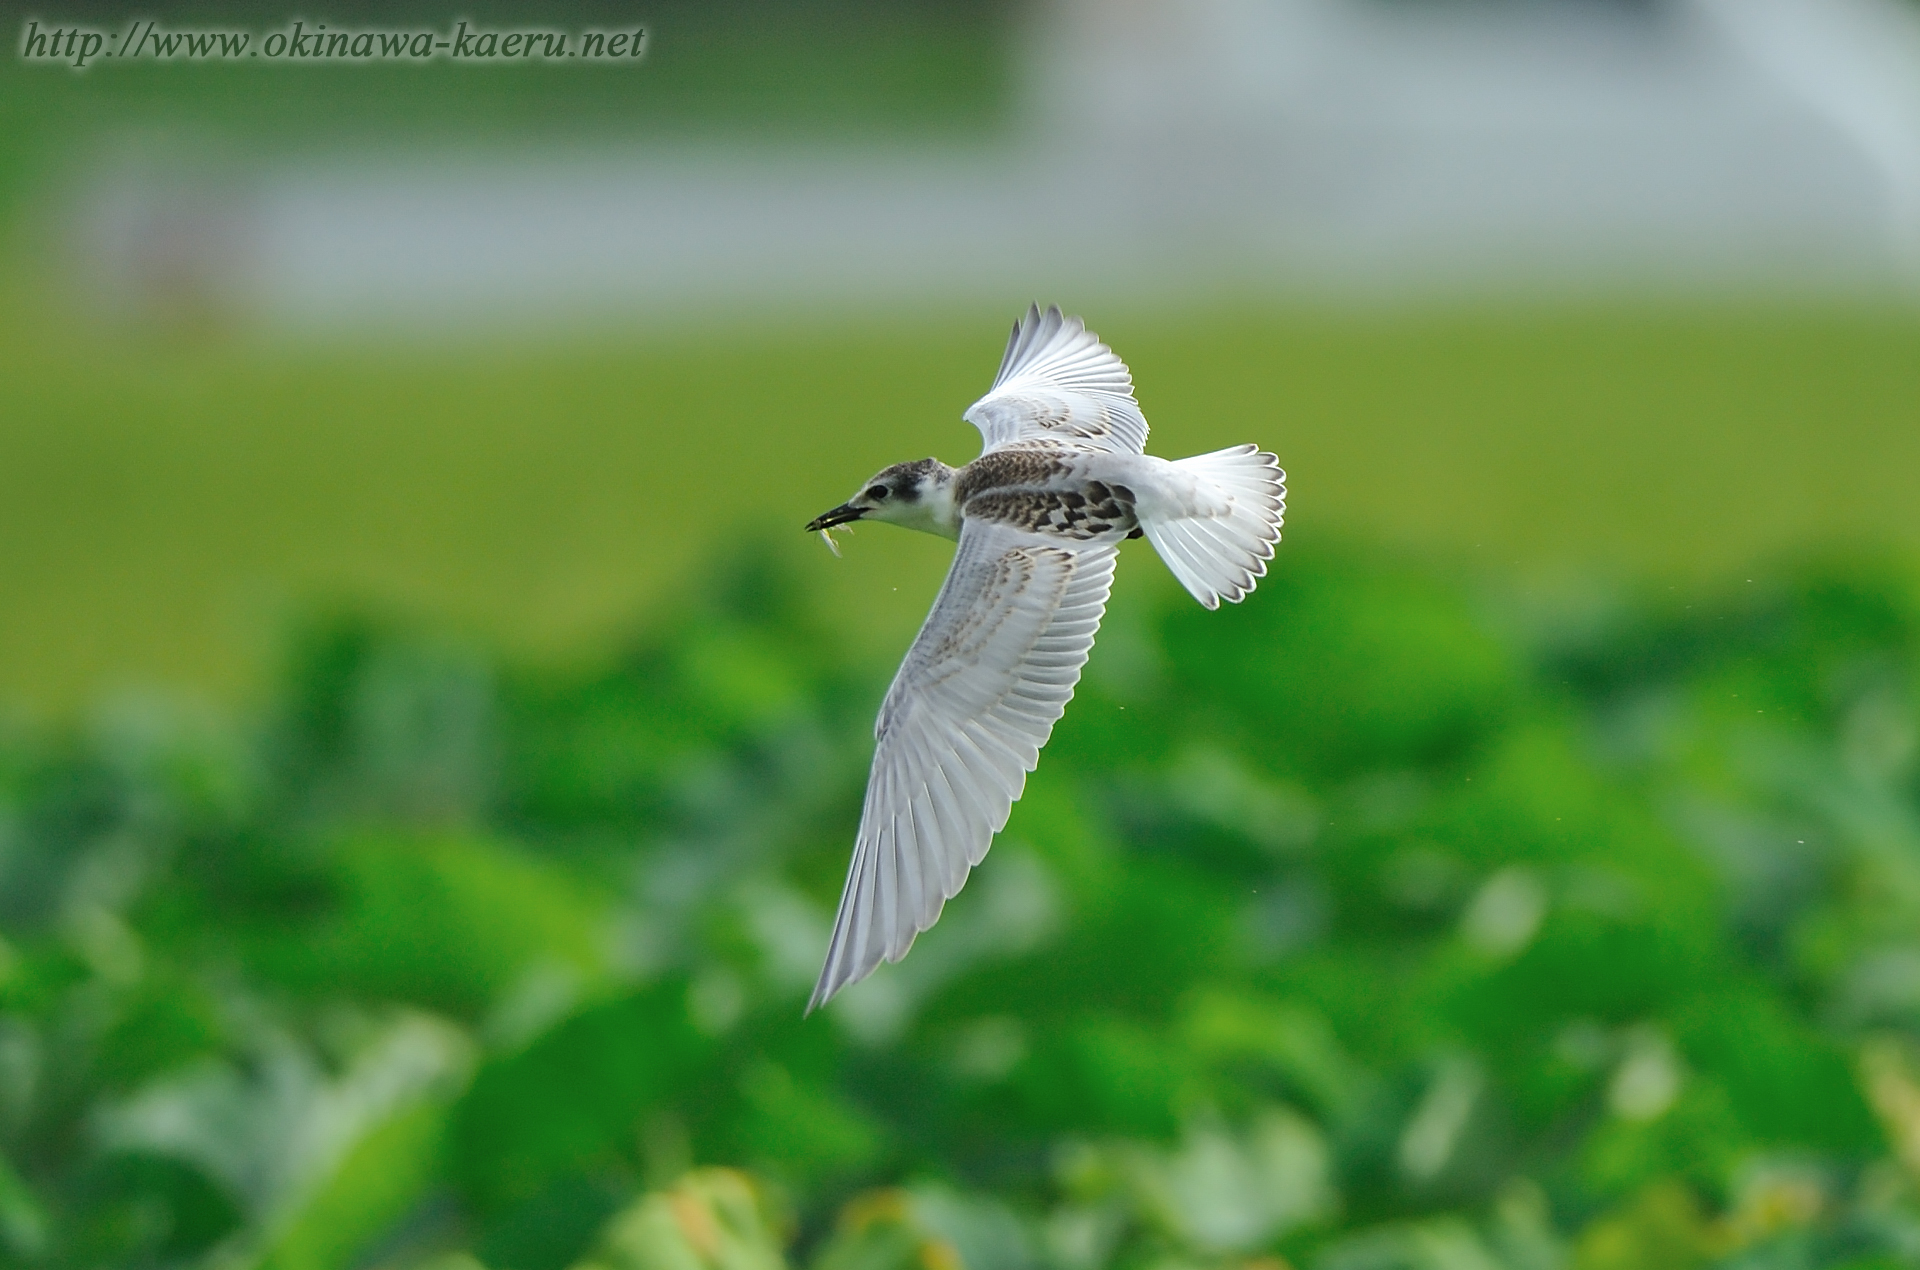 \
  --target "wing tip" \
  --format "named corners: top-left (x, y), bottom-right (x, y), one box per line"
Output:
top-left (804, 910), bottom-right (927, 1016)
top-left (805, 957), bottom-right (852, 1013)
